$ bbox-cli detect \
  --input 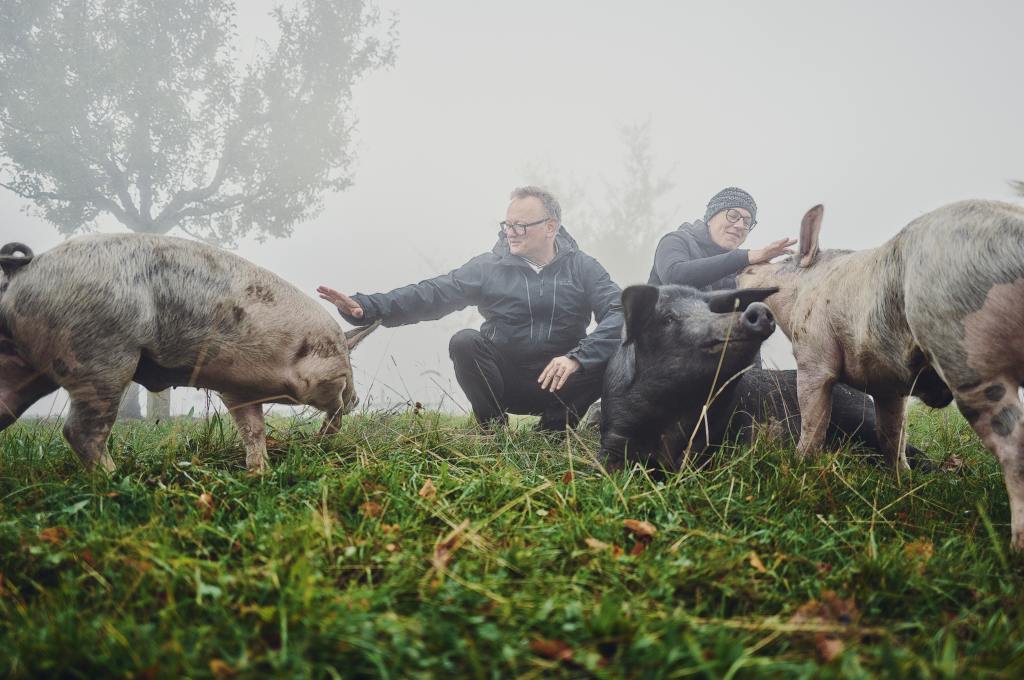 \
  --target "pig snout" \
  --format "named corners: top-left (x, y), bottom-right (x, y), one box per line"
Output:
top-left (742, 302), bottom-right (775, 338)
